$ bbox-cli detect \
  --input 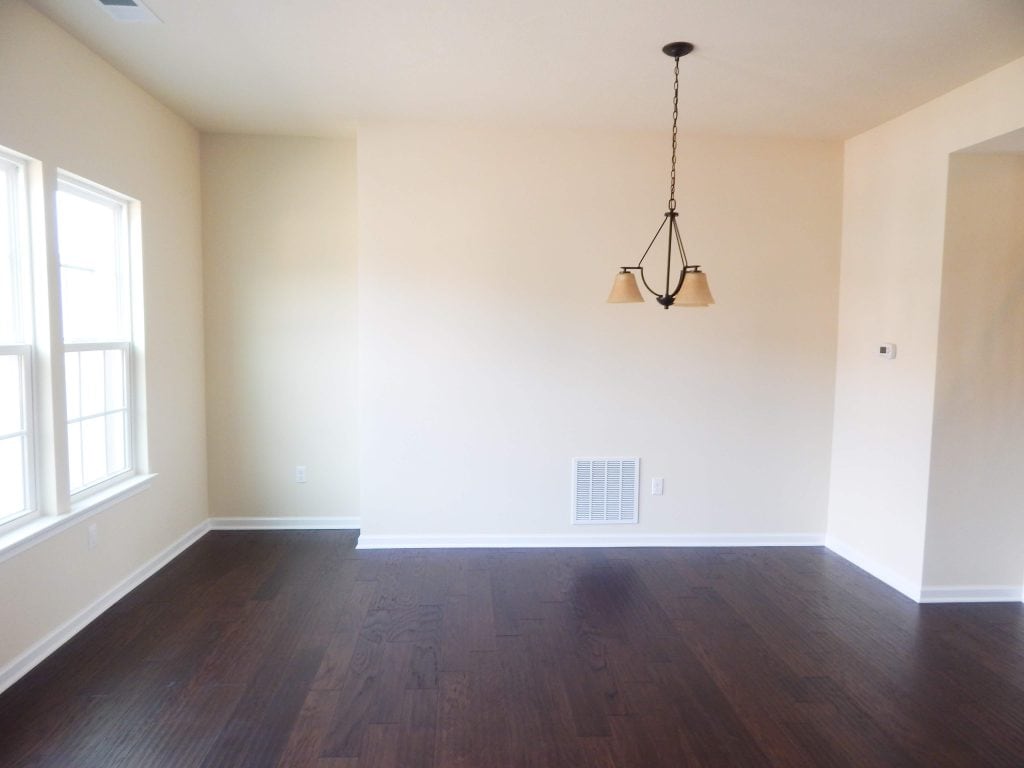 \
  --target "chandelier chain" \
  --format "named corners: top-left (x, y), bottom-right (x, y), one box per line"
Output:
top-left (668, 56), bottom-right (680, 211)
